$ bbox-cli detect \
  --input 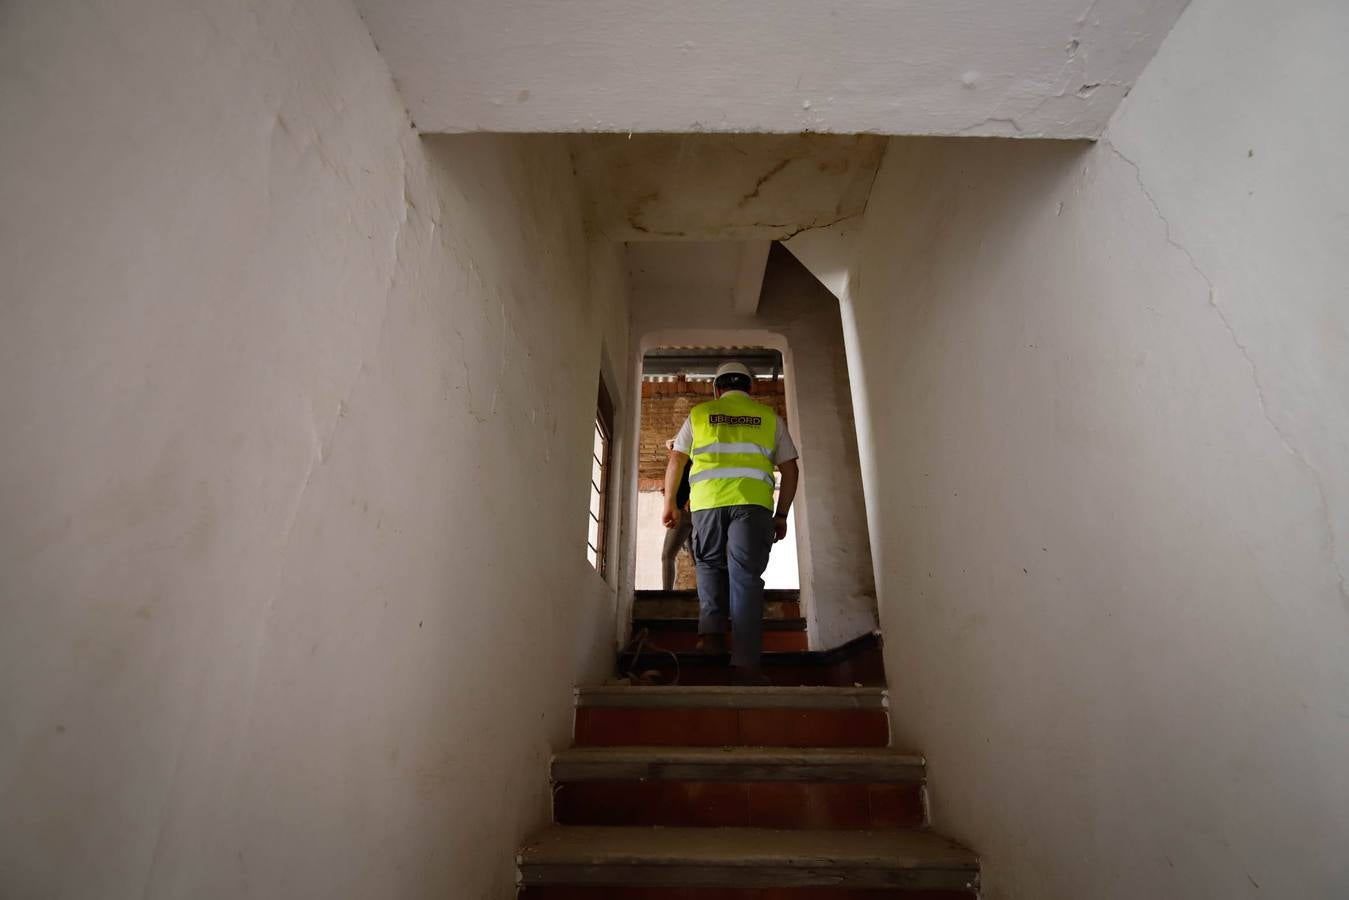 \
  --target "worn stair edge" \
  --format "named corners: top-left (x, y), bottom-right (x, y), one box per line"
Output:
top-left (552, 746), bottom-right (924, 782)
top-left (619, 631), bottom-right (882, 668)
top-left (517, 826), bottom-right (978, 890)
top-left (576, 684), bottom-right (888, 709)
top-left (633, 617), bottom-right (807, 632)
